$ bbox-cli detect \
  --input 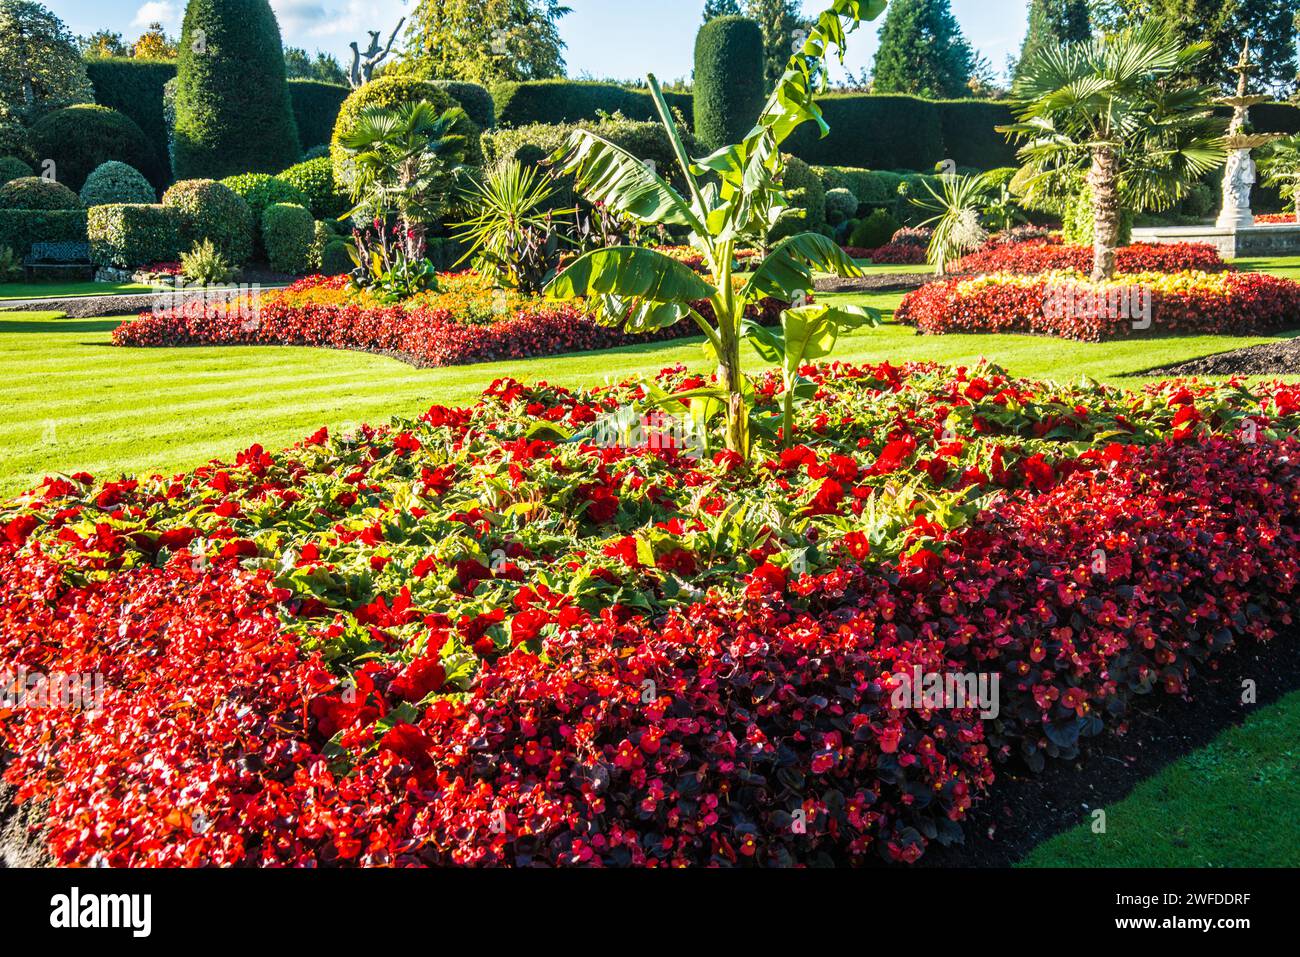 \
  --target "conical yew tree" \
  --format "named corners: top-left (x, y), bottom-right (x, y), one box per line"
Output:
top-left (172, 0), bottom-right (301, 179)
